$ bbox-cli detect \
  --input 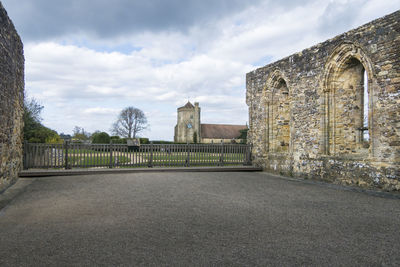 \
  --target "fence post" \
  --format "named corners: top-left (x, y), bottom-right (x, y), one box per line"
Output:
top-left (23, 140), bottom-right (28, 170)
top-left (185, 142), bottom-right (190, 167)
top-left (219, 141), bottom-right (224, 166)
top-left (148, 142), bottom-right (153, 167)
top-left (245, 144), bottom-right (252, 166)
top-left (109, 140), bottom-right (113, 168)
top-left (64, 140), bottom-right (70, 169)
